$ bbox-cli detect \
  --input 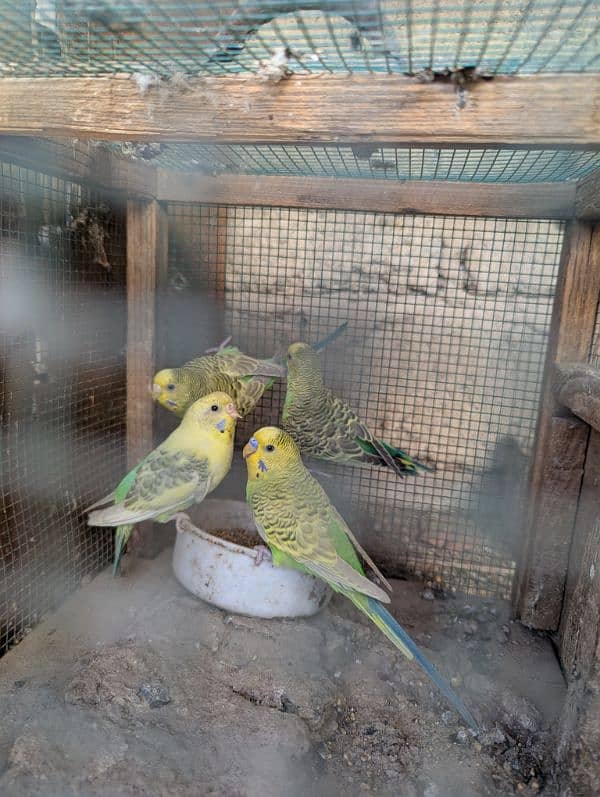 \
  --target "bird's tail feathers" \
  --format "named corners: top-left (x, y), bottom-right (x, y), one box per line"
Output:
top-left (113, 524), bottom-right (133, 576)
top-left (353, 595), bottom-right (478, 732)
top-left (312, 321), bottom-right (348, 353)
